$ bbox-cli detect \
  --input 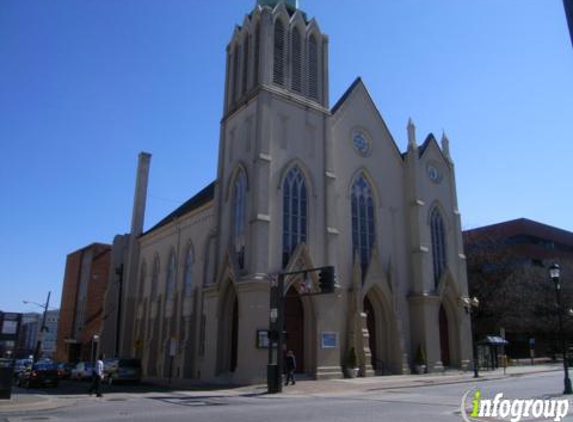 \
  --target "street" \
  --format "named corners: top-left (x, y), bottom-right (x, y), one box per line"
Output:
top-left (2, 371), bottom-right (573, 422)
